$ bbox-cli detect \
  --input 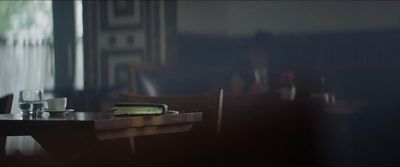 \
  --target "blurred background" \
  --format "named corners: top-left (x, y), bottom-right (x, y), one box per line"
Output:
top-left (1, 0), bottom-right (400, 166)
